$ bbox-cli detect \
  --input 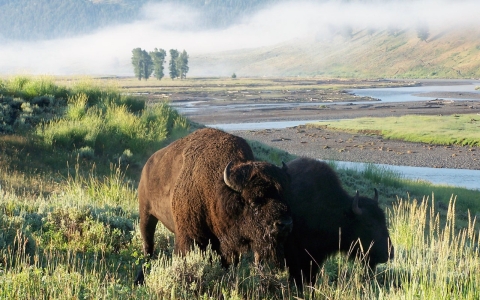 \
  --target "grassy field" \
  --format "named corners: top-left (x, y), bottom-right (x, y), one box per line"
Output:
top-left (313, 114), bottom-right (480, 147)
top-left (1, 76), bottom-right (480, 299)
